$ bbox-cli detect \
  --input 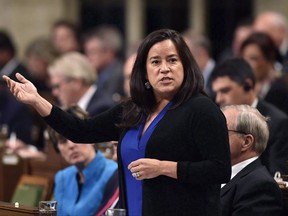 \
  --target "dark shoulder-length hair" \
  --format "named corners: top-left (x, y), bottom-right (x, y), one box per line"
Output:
top-left (120, 28), bottom-right (205, 128)
top-left (240, 32), bottom-right (279, 63)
